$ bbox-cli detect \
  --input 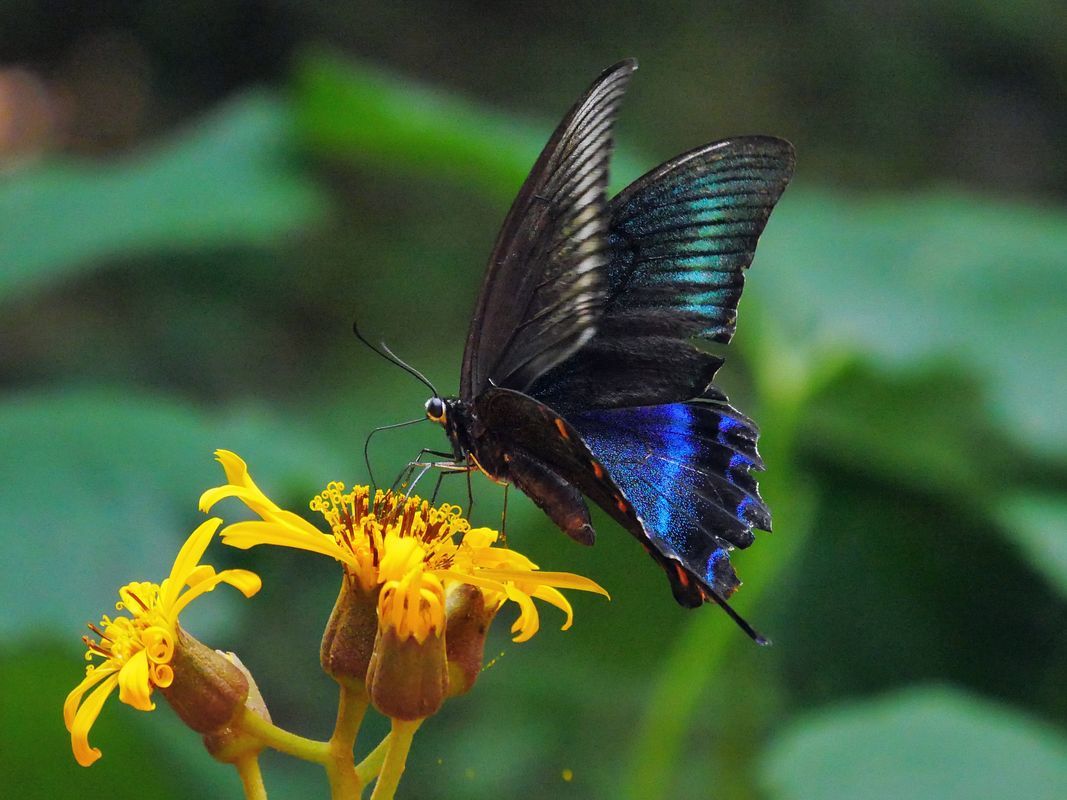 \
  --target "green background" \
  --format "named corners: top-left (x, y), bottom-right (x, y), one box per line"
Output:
top-left (2, 2), bottom-right (1065, 798)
